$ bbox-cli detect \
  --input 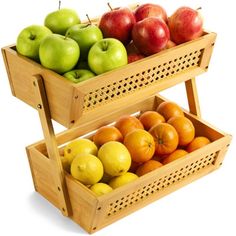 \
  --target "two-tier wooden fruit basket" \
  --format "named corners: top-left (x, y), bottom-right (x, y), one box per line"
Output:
top-left (2, 27), bottom-right (232, 233)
